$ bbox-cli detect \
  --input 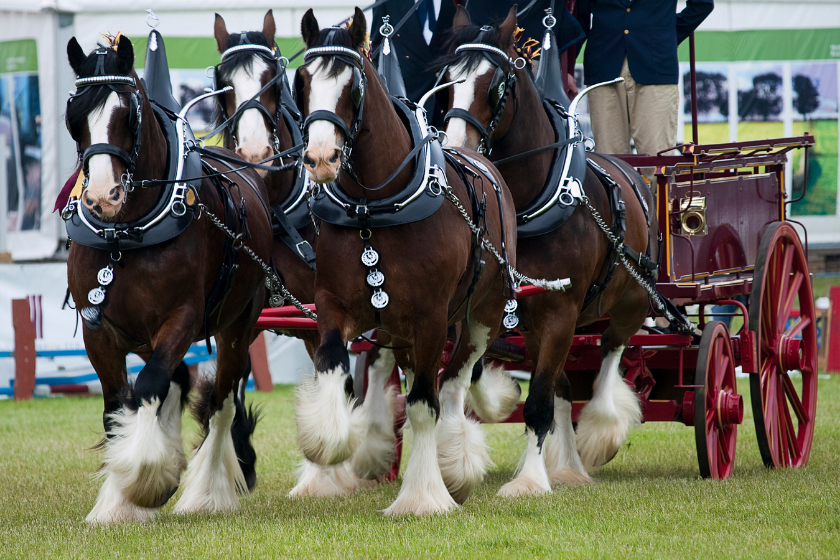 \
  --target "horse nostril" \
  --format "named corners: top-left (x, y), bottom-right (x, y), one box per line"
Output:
top-left (111, 190), bottom-right (121, 202)
top-left (94, 205), bottom-right (103, 214)
top-left (303, 154), bottom-right (316, 168)
top-left (329, 150), bottom-right (339, 164)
